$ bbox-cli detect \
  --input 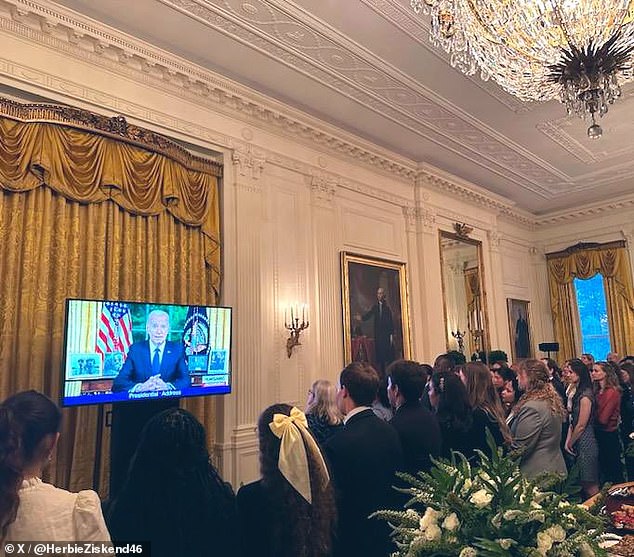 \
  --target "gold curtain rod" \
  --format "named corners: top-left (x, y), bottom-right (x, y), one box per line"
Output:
top-left (545, 240), bottom-right (626, 260)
